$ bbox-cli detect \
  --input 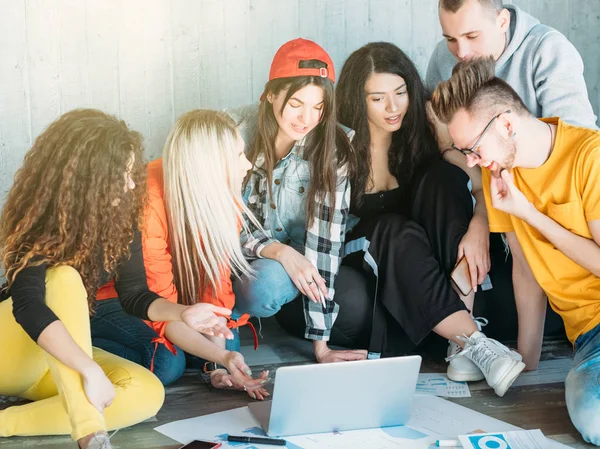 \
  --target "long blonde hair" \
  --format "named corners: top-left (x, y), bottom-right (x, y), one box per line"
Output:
top-left (163, 109), bottom-right (257, 305)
